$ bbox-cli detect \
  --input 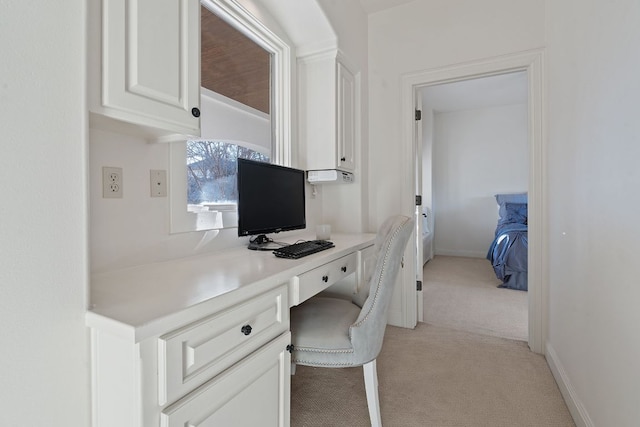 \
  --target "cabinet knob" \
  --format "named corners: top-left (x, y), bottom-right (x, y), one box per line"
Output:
top-left (241, 324), bottom-right (252, 336)
top-left (340, 157), bottom-right (346, 162)
top-left (191, 107), bottom-right (201, 118)
top-left (322, 275), bottom-right (329, 283)
top-left (341, 266), bottom-right (347, 272)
